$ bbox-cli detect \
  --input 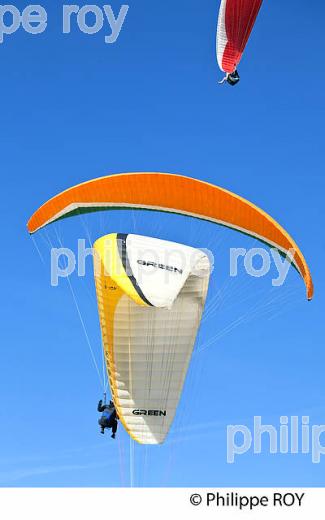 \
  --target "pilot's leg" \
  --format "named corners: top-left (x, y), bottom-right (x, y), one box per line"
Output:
top-left (112, 420), bottom-right (117, 435)
top-left (98, 418), bottom-right (106, 434)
